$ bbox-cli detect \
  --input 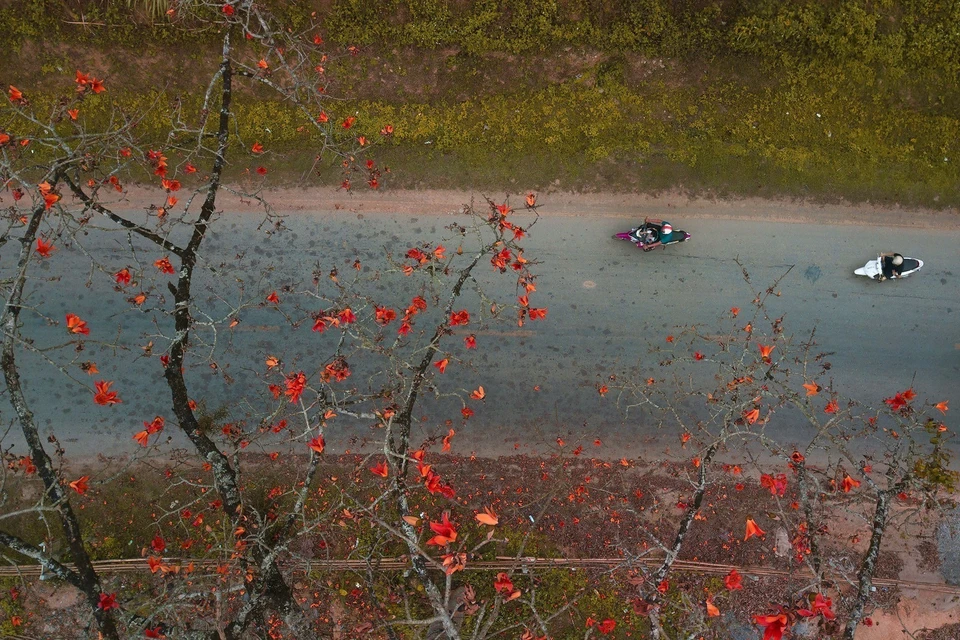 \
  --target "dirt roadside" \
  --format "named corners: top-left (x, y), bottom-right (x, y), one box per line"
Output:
top-left (106, 185), bottom-right (960, 229)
